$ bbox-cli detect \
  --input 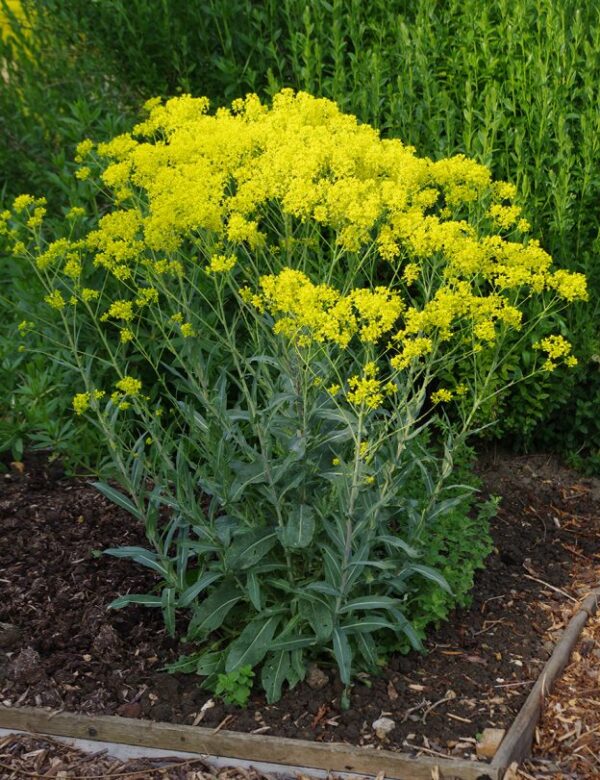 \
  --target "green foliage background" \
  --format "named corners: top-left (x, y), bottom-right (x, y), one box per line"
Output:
top-left (1, 0), bottom-right (599, 466)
